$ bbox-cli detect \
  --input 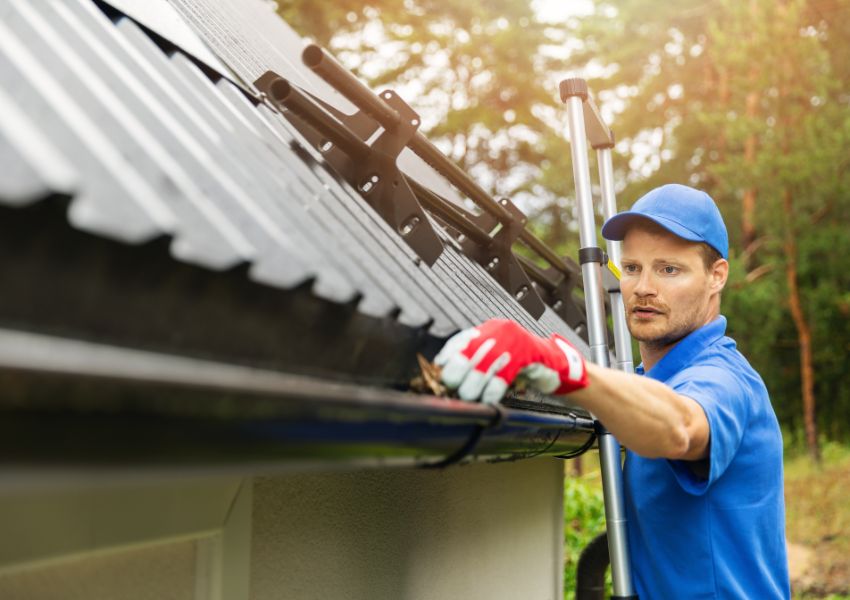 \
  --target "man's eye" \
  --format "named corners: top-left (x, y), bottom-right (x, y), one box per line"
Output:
top-left (623, 264), bottom-right (638, 273)
top-left (662, 265), bottom-right (679, 274)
